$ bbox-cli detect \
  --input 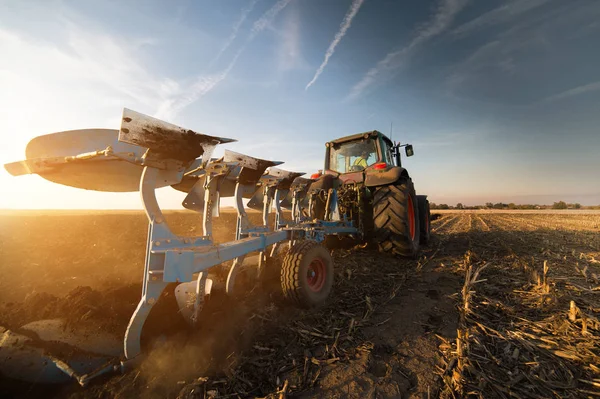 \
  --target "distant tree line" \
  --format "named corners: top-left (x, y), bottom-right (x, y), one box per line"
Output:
top-left (430, 201), bottom-right (587, 210)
